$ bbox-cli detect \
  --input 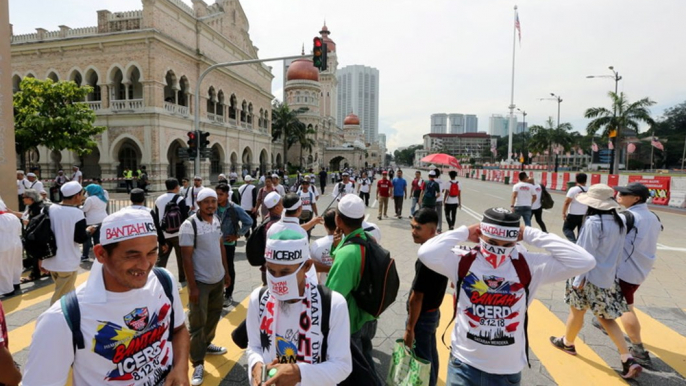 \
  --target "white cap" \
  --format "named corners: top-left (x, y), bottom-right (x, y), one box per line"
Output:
top-left (61, 181), bottom-right (83, 196)
top-left (27, 173), bottom-right (37, 178)
top-left (428, 170), bottom-right (436, 177)
top-left (100, 208), bottom-right (158, 246)
top-left (193, 175), bottom-right (203, 181)
top-left (264, 191), bottom-right (282, 209)
top-left (244, 175), bottom-right (254, 181)
top-left (196, 188), bottom-right (217, 203)
top-left (265, 230), bottom-right (309, 265)
top-left (16, 170), bottom-right (25, 175)
top-left (271, 174), bottom-right (280, 179)
top-left (337, 194), bottom-right (365, 219)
